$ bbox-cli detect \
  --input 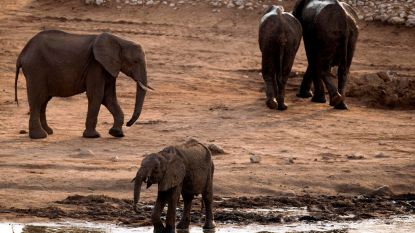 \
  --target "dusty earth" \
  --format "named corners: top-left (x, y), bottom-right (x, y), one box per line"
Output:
top-left (0, 0), bottom-right (414, 227)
